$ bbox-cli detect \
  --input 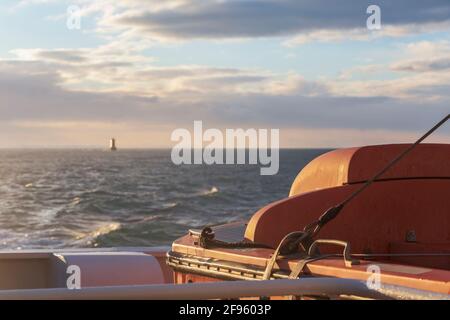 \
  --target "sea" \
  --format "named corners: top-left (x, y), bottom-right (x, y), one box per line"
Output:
top-left (0, 149), bottom-right (330, 250)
